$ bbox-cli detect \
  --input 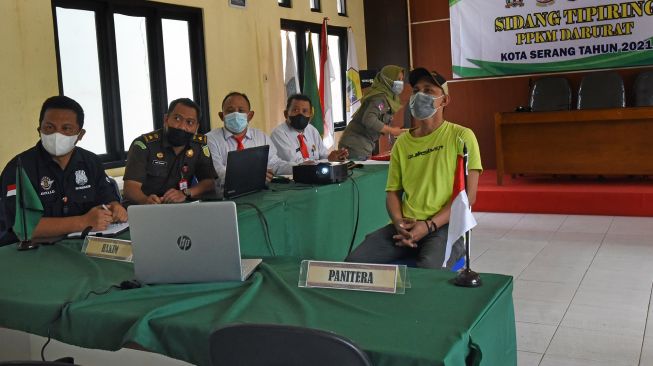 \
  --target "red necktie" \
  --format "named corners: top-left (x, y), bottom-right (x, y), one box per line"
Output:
top-left (297, 134), bottom-right (309, 159)
top-left (232, 135), bottom-right (245, 151)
